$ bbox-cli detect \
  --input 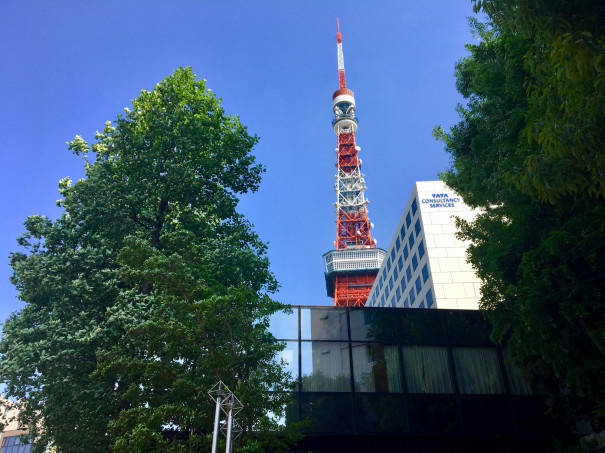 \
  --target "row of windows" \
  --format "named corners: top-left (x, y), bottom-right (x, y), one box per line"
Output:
top-left (280, 341), bottom-right (531, 396)
top-left (391, 217), bottom-right (421, 263)
top-left (371, 196), bottom-right (424, 307)
top-left (0, 436), bottom-right (32, 453)
top-left (372, 196), bottom-right (432, 309)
